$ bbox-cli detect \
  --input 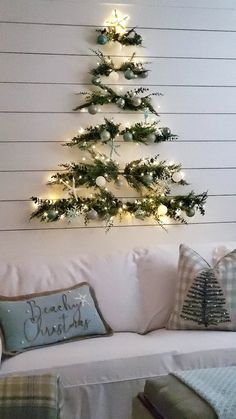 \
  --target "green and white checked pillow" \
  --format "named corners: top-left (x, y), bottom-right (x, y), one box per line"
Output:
top-left (167, 244), bottom-right (236, 330)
